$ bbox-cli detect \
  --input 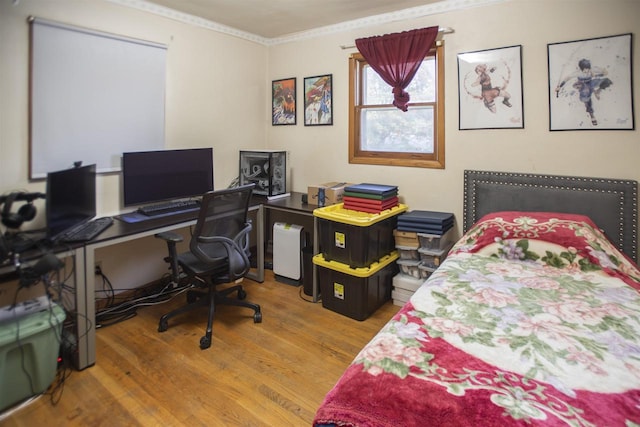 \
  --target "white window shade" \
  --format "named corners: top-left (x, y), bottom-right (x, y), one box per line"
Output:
top-left (30, 17), bottom-right (166, 178)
